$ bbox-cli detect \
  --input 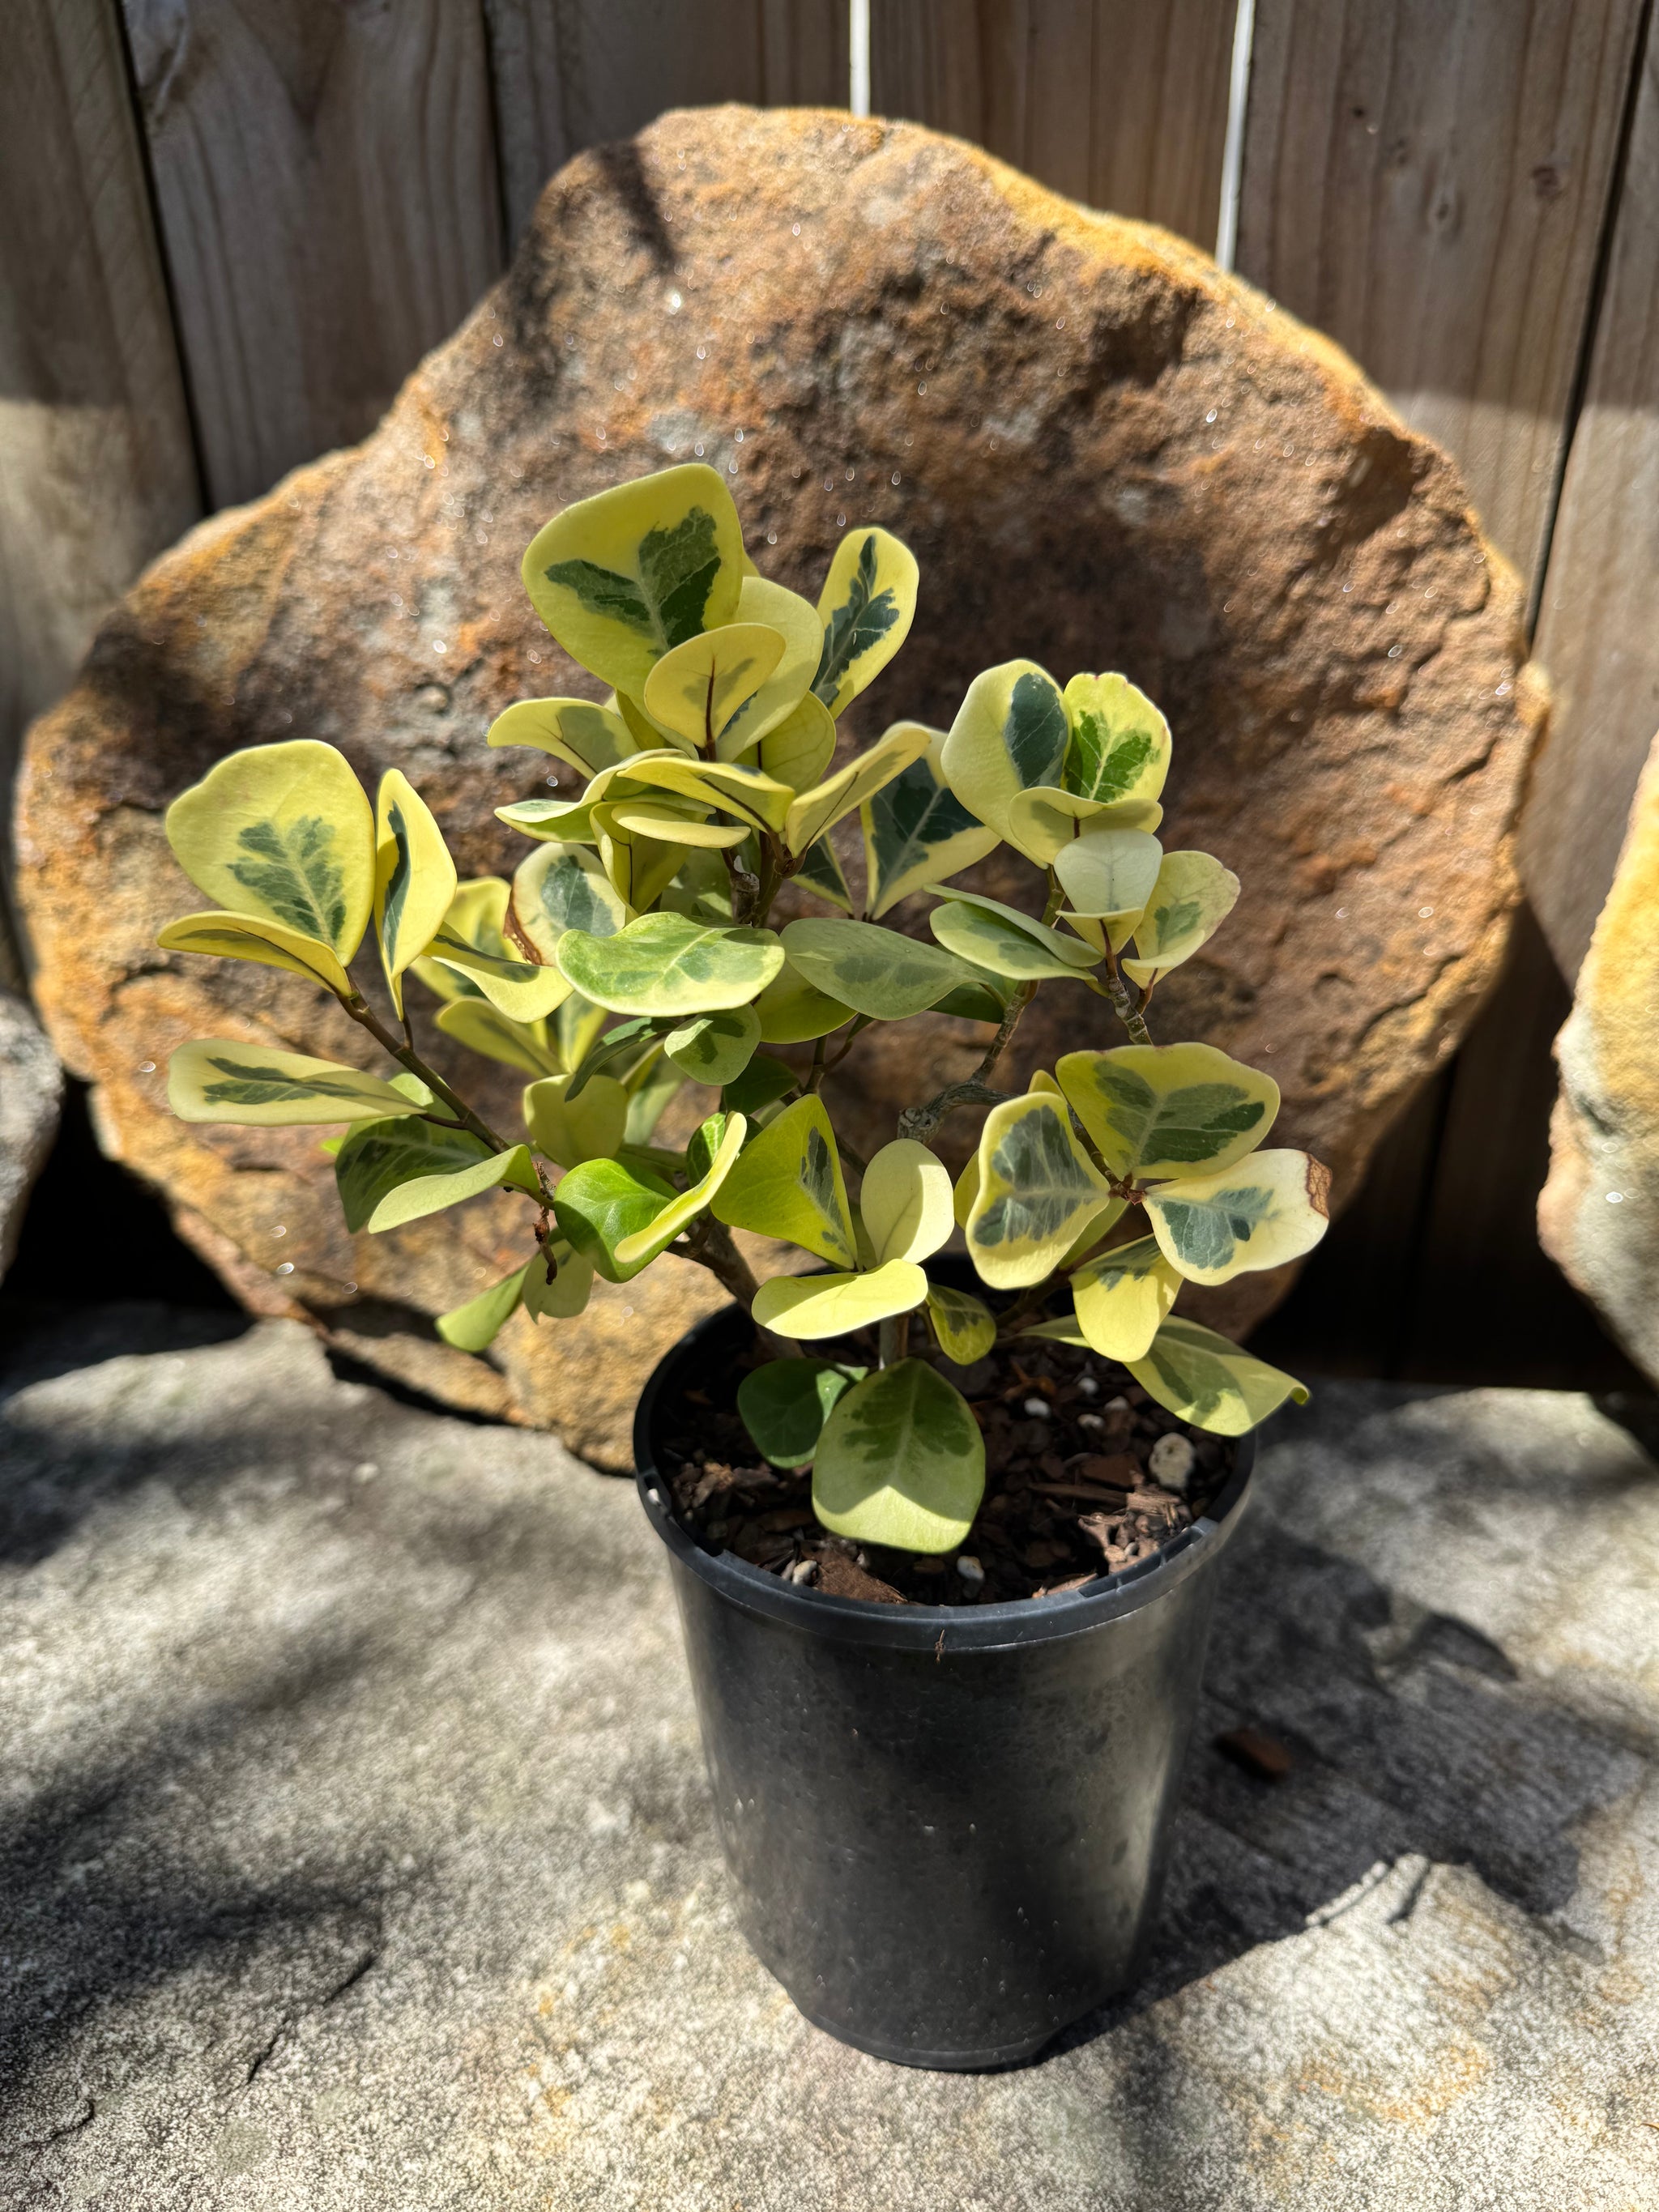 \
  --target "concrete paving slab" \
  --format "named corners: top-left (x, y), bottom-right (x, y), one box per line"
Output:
top-left (1, 1313), bottom-right (1655, 2208)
